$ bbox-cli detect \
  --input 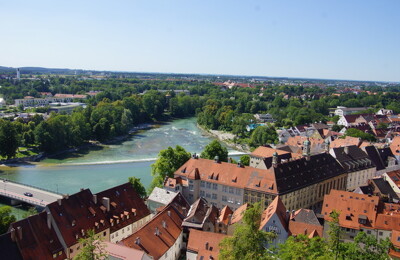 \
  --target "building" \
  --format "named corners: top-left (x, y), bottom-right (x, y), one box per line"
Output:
top-left (334, 106), bottom-right (369, 117)
top-left (122, 205), bottom-right (184, 260)
top-left (0, 231), bottom-right (23, 260)
top-left (186, 229), bottom-right (227, 260)
top-left (168, 143), bottom-right (347, 211)
top-left (227, 204), bottom-right (248, 235)
top-left (103, 241), bottom-right (153, 260)
top-left (9, 212), bottom-right (67, 260)
top-left (355, 177), bottom-right (399, 203)
top-left (0, 97), bottom-right (5, 109)
top-left (182, 197), bottom-right (219, 232)
top-left (94, 183), bottom-right (152, 243)
top-left (259, 196), bottom-right (289, 248)
top-left (322, 189), bottom-right (400, 258)
top-left (147, 187), bottom-right (179, 214)
top-left (254, 113), bottom-right (275, 123)
top-left (249, 146), bottom-right (293, 169)
top-left (383, 170), bottom-right (400, 194)
top-left (329, 145), bottom-right (376, 191)
top-left (288, 209), bottom-right (323, 238)
top-left (363, 145), bottom-right (399, 176)
top-left (16, 68), bottom-right (20, 80)
top-left (330, 136), bottom-right (361, 149)
top-left (391, 136), bottom-right (400, 163)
